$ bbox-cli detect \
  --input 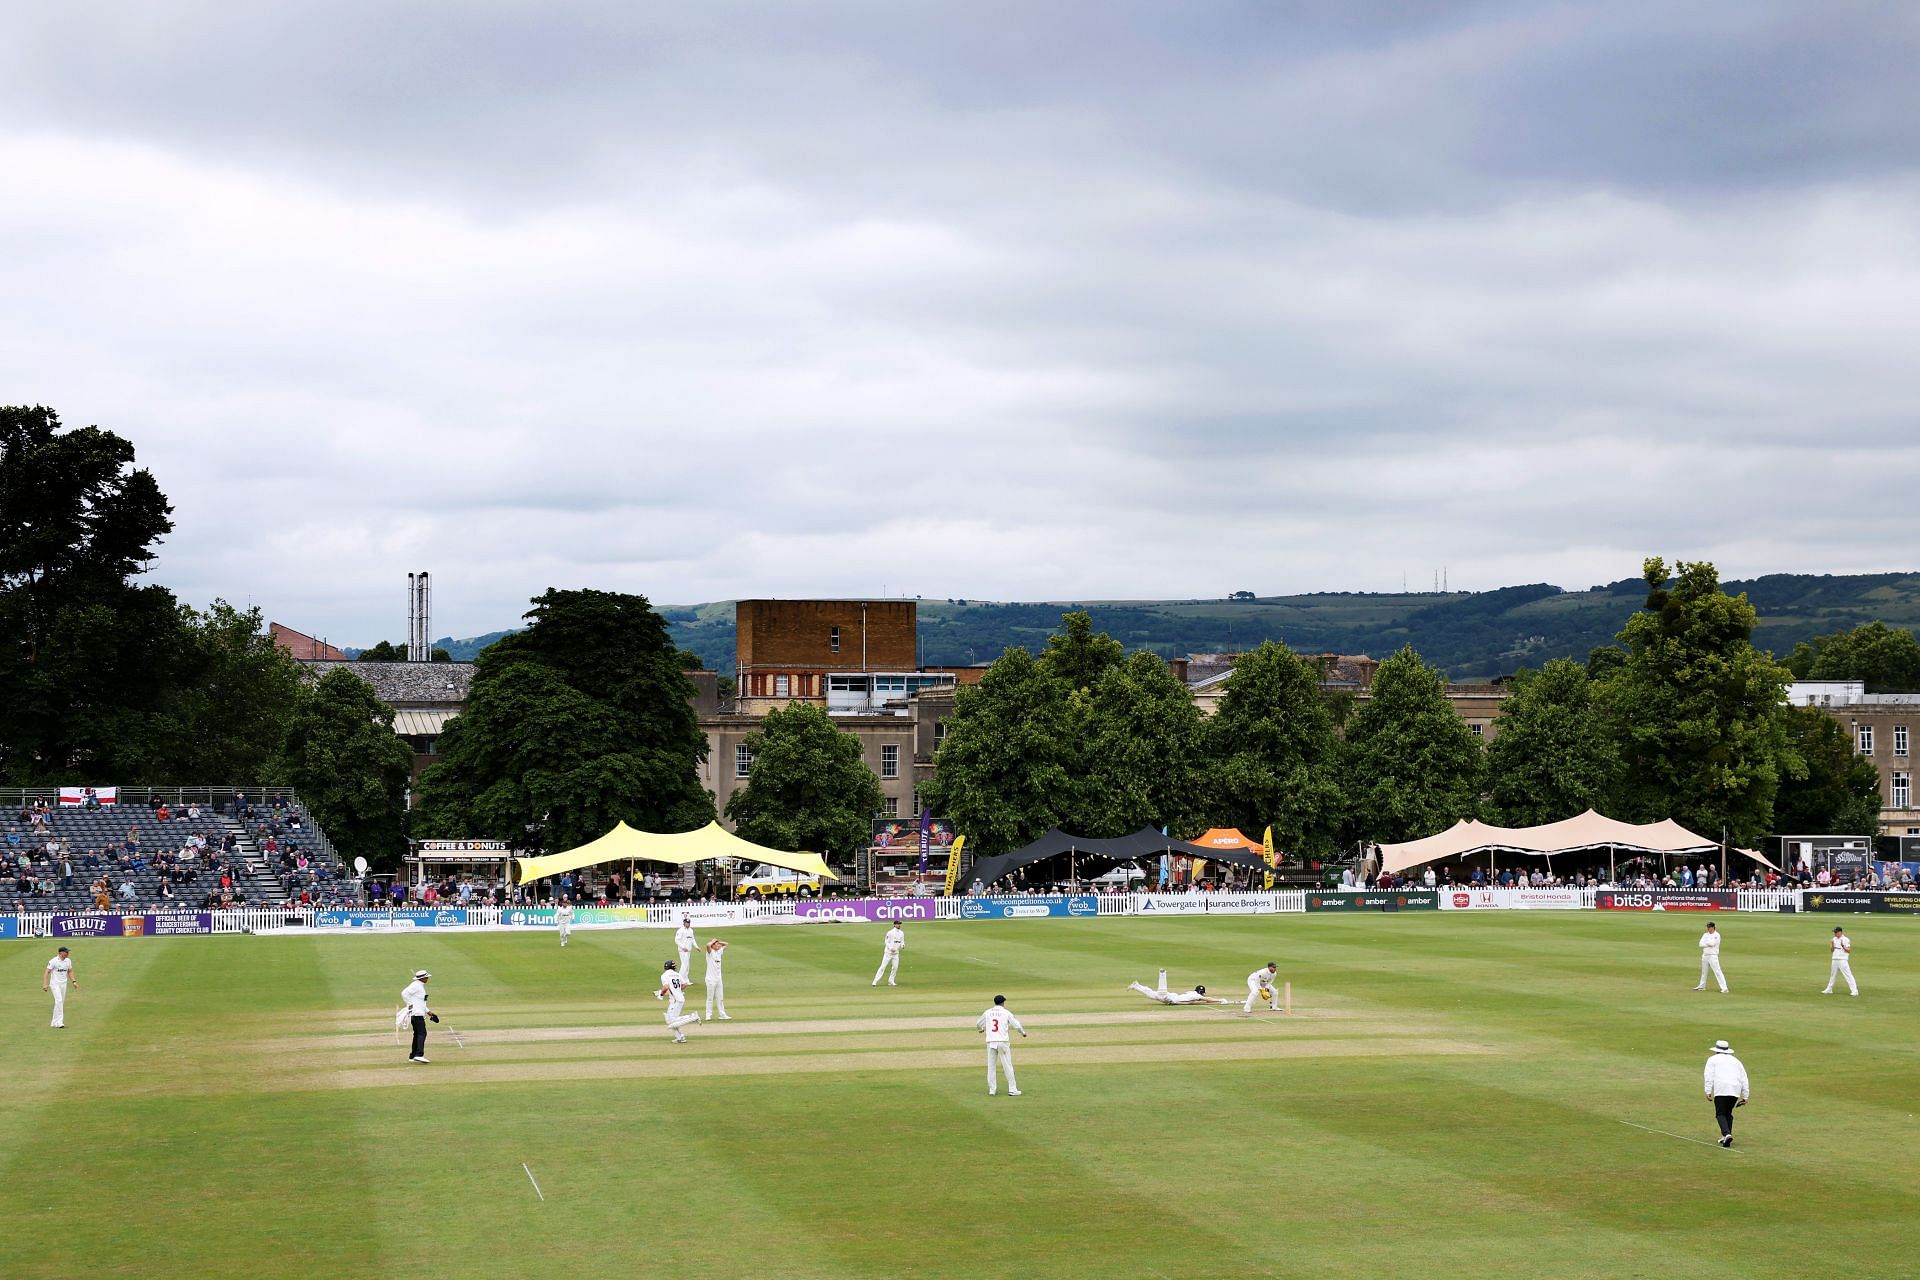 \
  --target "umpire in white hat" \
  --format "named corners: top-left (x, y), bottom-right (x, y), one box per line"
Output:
top-left (1703, 1039), bottom-right (1750, 1147)
top-left (402, 969), bottom-right (438, 1063)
